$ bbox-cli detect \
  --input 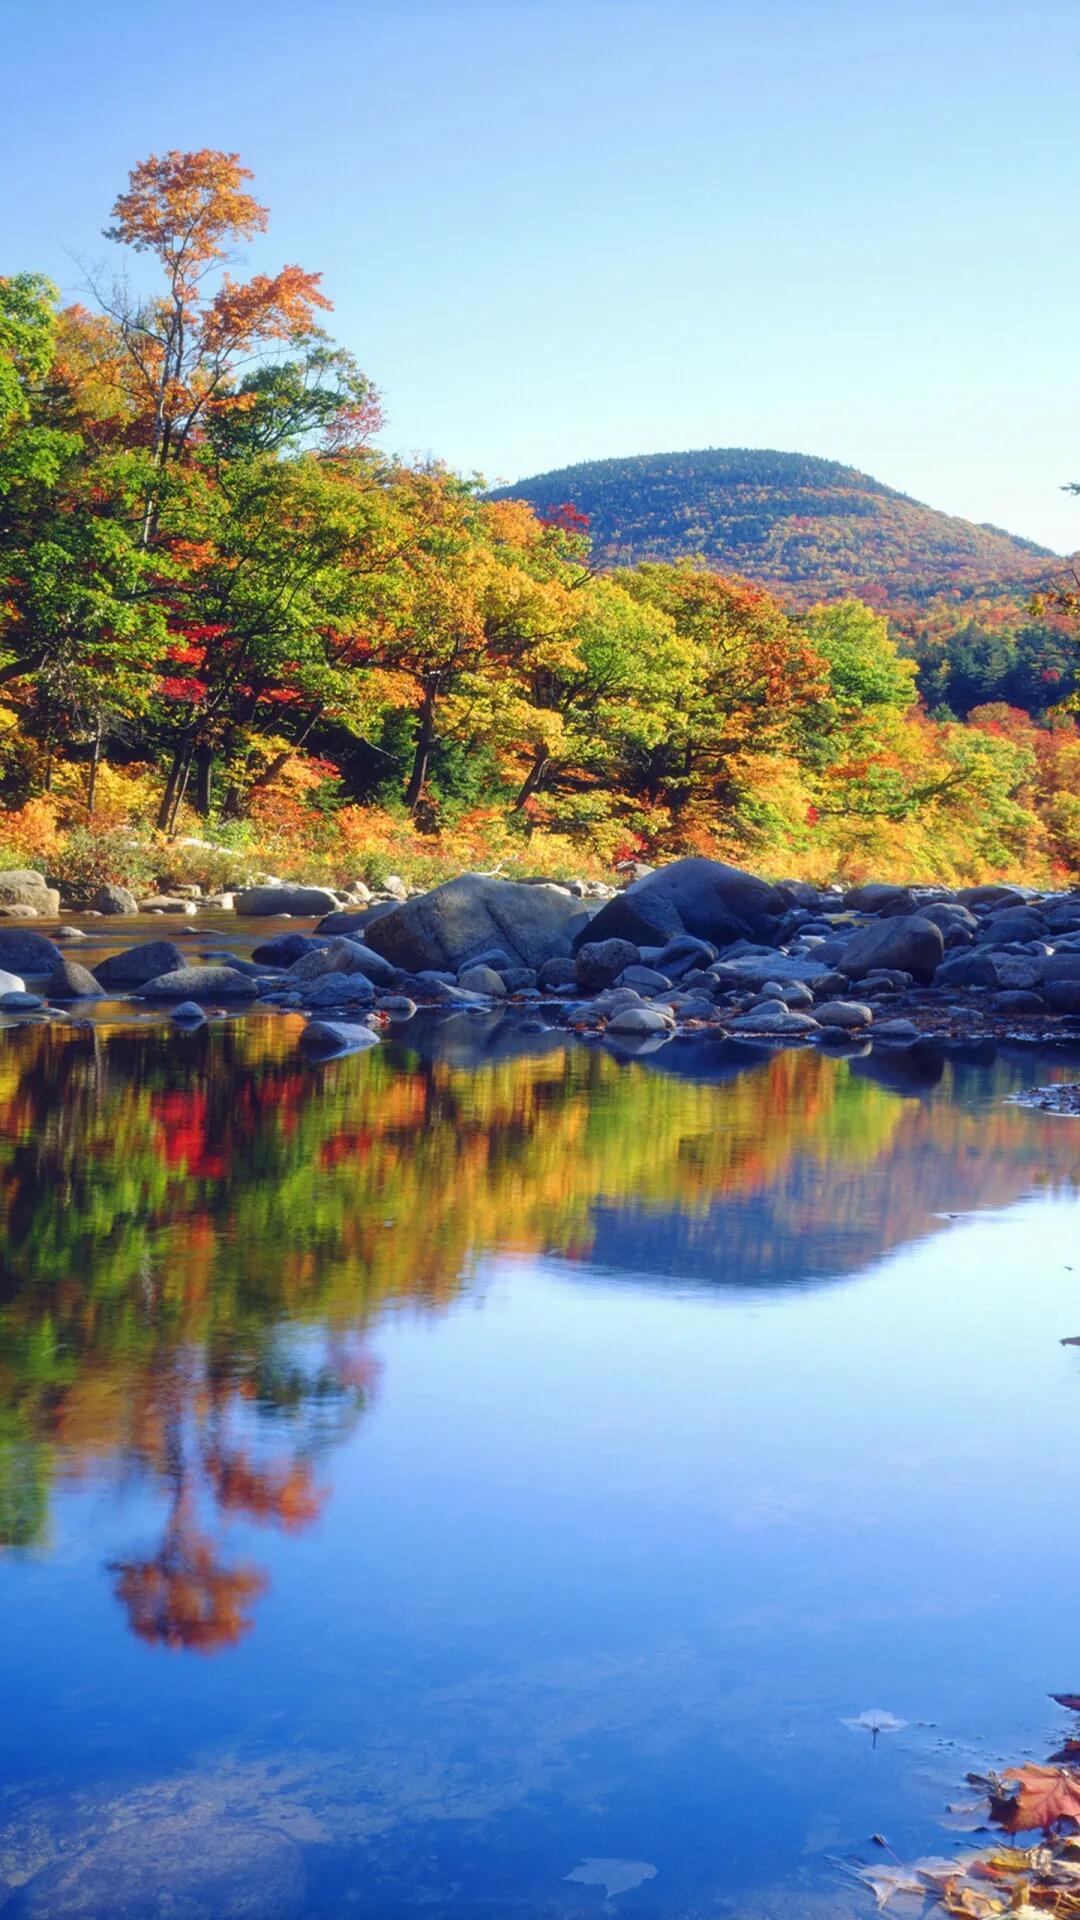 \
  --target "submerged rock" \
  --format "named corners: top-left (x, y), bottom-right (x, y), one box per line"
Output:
top-left (0, 929), bottom-right (63, 974)
top-left (6, 1810), bottom-right (304, 1918)
top-left (46, 959), bottom-right (103, 1000)
top-left (135, 965), bottom-right (260, 1000)
top-left (94, 940), bottom-right (186, 988)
